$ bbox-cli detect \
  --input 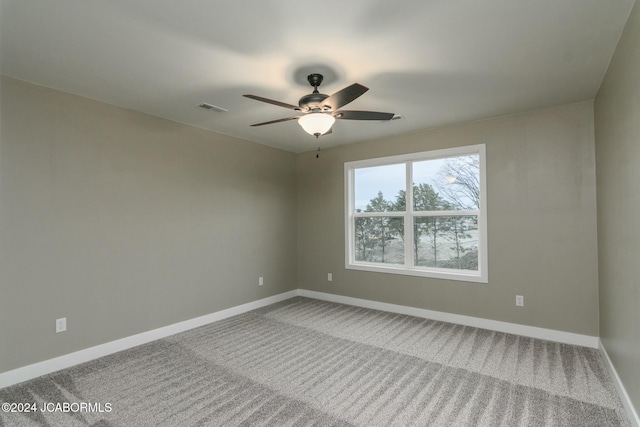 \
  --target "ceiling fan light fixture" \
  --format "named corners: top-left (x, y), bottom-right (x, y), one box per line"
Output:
top-left (298, 113), bottom-right (335, 138)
